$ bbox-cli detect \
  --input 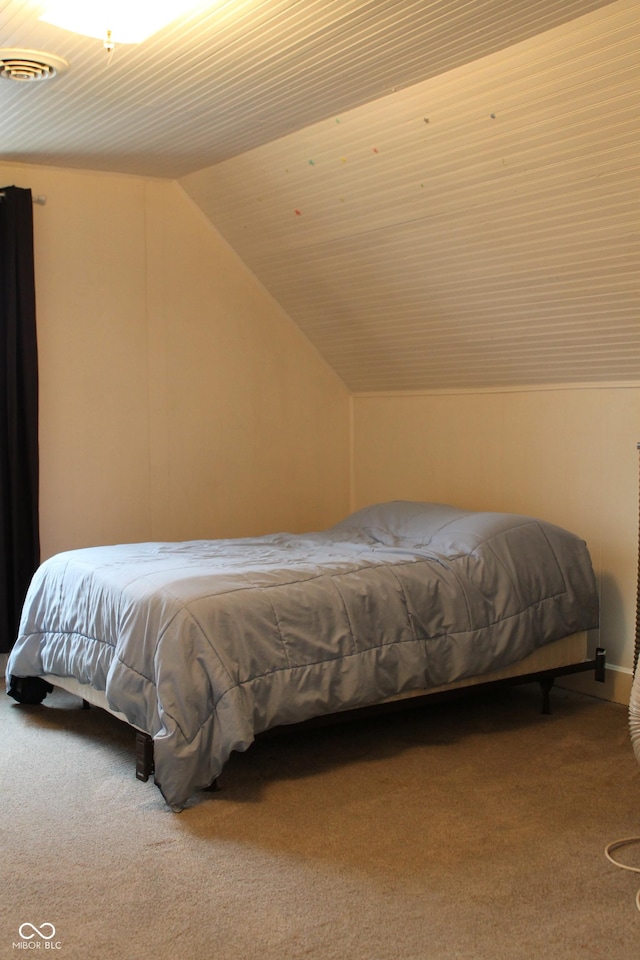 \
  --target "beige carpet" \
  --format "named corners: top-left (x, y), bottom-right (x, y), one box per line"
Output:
top-left (1, 680), bottom-right (639, 960)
